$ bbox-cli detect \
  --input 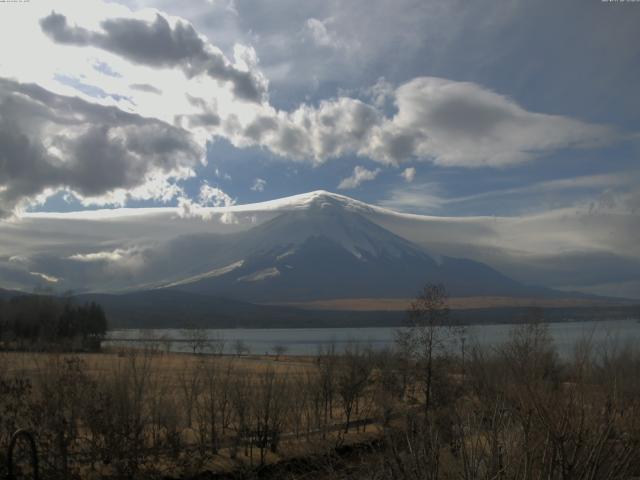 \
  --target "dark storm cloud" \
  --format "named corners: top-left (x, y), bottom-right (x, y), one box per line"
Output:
top-left (129, 83), bottom-right (162, 94)
top-left (39, 12), bottom-right (92, 45)
top-left (186, 112), bottom-right (221, 127)
top-left (238, 98), bottom-right (383, 163)
top-left (272, 125), bottom-right (310, 159)
top-left (178, 94), bottom-right (221, 128)
top-left (371, 130), bottom-right (424, 165)
top-left (427, 96), bottom-right (517, 138)
top-left (0, 119), bottom-right (62, 216)
top-left (0, 78), bottom-right (202, 217)
top-left (100, 14), bottom-right (205, 67)
top-left (40, 11), bottom-right (266, 102)
top-left (244, 116), bottom-right (278, 142)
